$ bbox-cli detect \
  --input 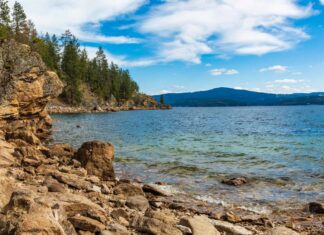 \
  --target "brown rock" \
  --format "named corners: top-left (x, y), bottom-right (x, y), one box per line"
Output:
top-left (6, 130), bottom-right (41, 145)
top-left (143, 183), bottom-right (171, 197)
top-left (113, 182), bottom-right (145, 197)
top-left (0, 139), bottom-right (16, 166)
top-left (126, 195), bottom-right (150, 212)
top-left (0, 169), bottom-right (14, 209)
top-left (180, 215), bottom-right (220, 235)
top-left (225, 211), bottom-right (241, 223)
top-left (48, 143), bottom-right (76, 158)
top-left (0, 40), bottom-right (63, 140)
top-left (210, 219), bottom-right (252, 235)
top-left (43, 177), bottom-right (67, 193)
top-left (103, 223), bottom-right (130, 235)
top-left (267, 226), bottom-right (300, 235)
top-left (63, 200), bottom-right (107, 224)
top-left (110, 208), bottom-right (129, 221)
top-left (69, 215), bottom-right (105, 233)
top-left (222, 177), bottom-right (247, 186)
top-left (51, 171), bottom-right (92, 191)
top-left (75, 141), bottom-right (115, 180)
top-left (131, 209), bottom-right (182, 234)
